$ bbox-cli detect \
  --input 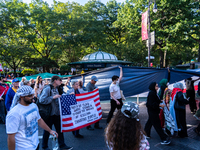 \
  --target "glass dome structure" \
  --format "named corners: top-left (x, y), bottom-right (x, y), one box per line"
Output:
top-left (82, 50), bottom-right (118, 61)
top-left (68, 49), bottom-right (132, 69)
